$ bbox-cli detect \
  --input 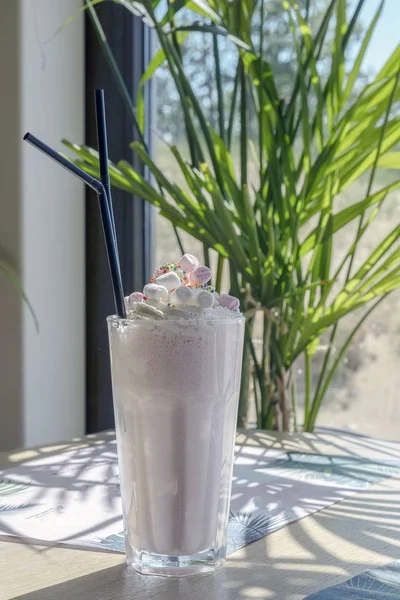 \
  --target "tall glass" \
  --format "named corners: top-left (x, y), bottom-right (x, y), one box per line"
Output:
top-left (107, 314), bottom-right (245, 576)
